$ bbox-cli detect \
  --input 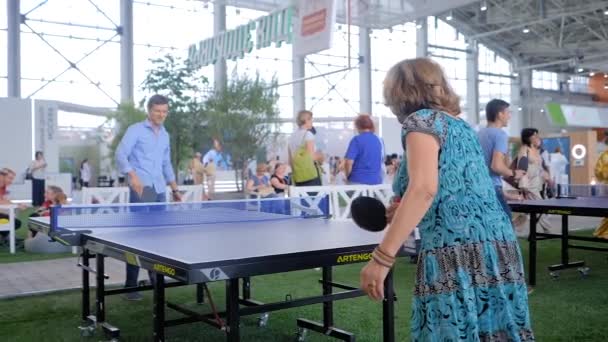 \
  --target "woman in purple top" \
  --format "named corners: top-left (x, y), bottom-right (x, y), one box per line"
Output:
top-left (344, 114), bottom-right (383, 185)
